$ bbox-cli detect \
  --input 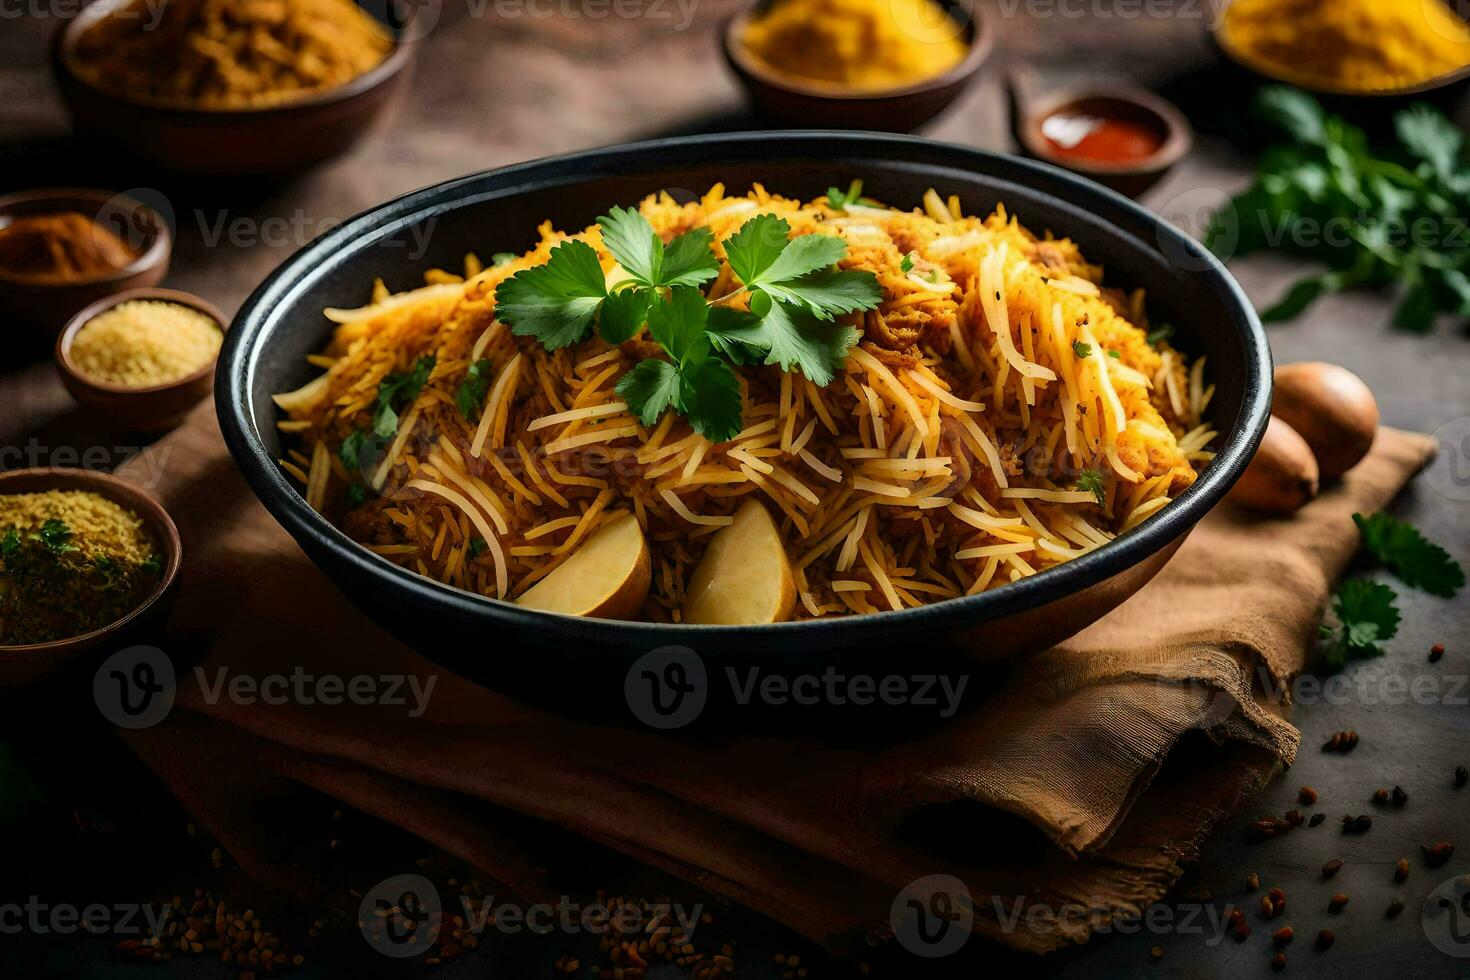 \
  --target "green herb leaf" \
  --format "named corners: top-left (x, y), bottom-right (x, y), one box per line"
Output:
top-left (761, 233), bottom-right (849, 284)
top-left (900, 252), bottom-right (915, 274)
top-left (1072, 340), bottom-right (1093, 359)
top-left (1256, 85), bottom-right (1327, 145)
top-left (724, 214), bottom-right (792, 287)
top-left (1353, 512), bottom-right (1465, 597)
top-left (757, 267), bottom-right (882, 321)
top-left (676, 357), bottom-right (744, 444)
top-left (346, 483), bottom-right (368, 507)
top-left (599, 287), bottom-right (653, 345)
top-left (646, 286), bottom-right (710, 363)
top-left (616, 358), bottom-right (682, 427)
top-left (373, 356), bottom-right (435, 438)
top-left (456, 359), bottom-right (493, 418)
top-left (1107, 349), bottom-right (1122, 359)
top-left (1145, 324), bottom-right (1175, 347)
top-left (1076, 469), bottom-right (1106, 506)
top-left (659, 227), bottom-right (720, 288)
top-left (141, 554), bottom-right (162, 576)
top-left (826, 179), bottom-right (864, 212)
top-left (340, 430), bottom-right (372, 473)
top-left (468, 537), bottom-right (488, 557)
top-left (495, 239), bottom-right (608, 349)
top-left (1323, 578), bottom-right (1401, 669)
top-left (37, 519), bottom-right (74, 555)
top-left (1396, 104), bottom-right (1463, 184)
top-left (705, 306), bottom-right (770, 365)
top-left (1, 529), bottom-right (18, 558)
top-left (758, 301), bottom-right (859, 388)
